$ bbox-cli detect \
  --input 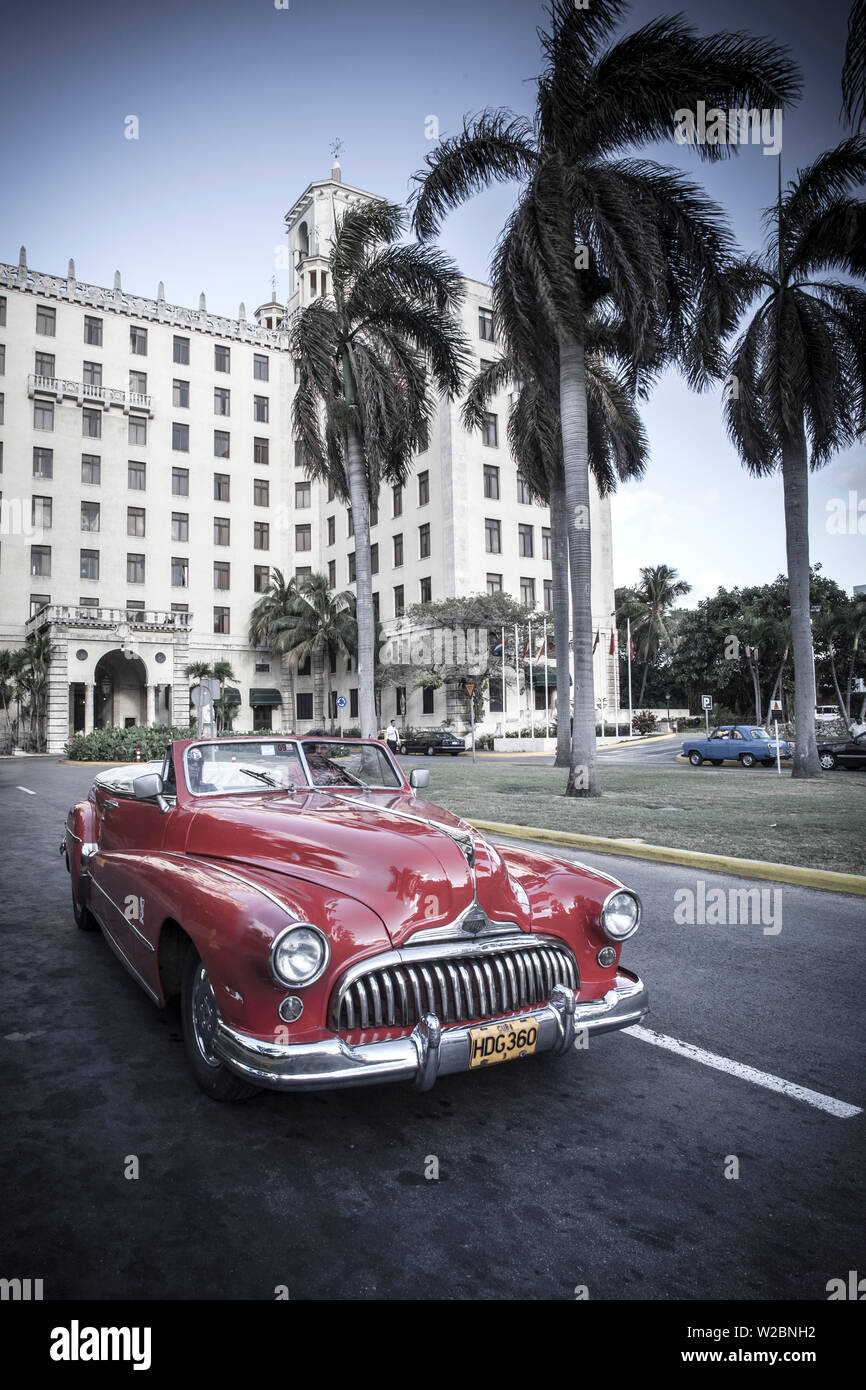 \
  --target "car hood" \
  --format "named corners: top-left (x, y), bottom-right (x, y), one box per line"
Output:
top-left (182, 789), bottom-right (531, 947)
